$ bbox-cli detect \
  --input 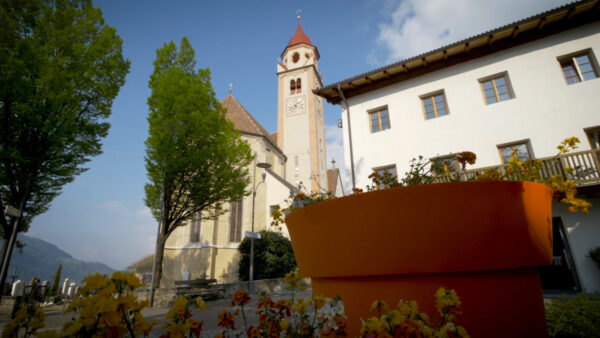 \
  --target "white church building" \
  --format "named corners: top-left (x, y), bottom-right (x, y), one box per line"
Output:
top-left (155, 20), bottom-right (343, 286)
top-left (316, 0), bottom-right (600, 293)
